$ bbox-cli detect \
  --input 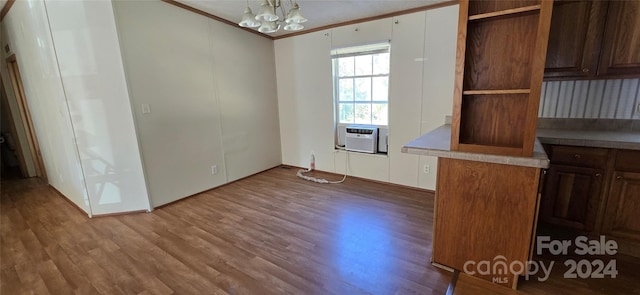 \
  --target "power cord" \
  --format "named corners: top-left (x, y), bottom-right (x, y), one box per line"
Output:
top-left (297, 149), bottom-right (349, 184)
